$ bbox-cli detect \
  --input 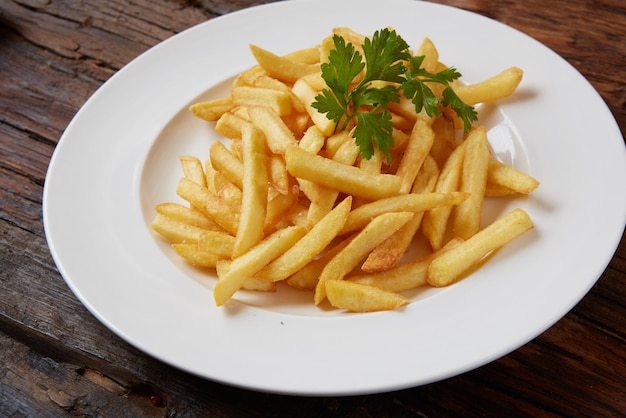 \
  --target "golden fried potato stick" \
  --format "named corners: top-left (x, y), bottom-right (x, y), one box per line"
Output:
top-left (150, 213), bottom-right (207, 244)
top-left (155, 202), bottom-right (224, 232)
top-left (340, 191), bottom-right (469, 236)
top-left (248, 106), bottom-right (298, 155)
top-left (487, 156), bottom-right (540, 195)
top-left (233, 124), bottom-right (269, 257)
top-left (197, 231), bottom-right (236, 258)
top-left (214, 112), bottom-right (249, 140)
top-left (189, 97), bottom-right (234, 122)
top-left (176, 177), bottom-right (239, 235)
top-left (428, 208), bottom-right (534, 287)
top-left (172, 243), bottom-right (220, 268)
top-left (415, 37), bottom-right (439, 72)
top-left (325, 280), bottom-right (408, 313)
top-left (454, 127), bottom-right (490, 240)
top-left (422, 138), bottom-right (468, 250)
top-left (249, 44), bottom-right (319, 83)
top-left (292, 78), bottom-right (336, 136)
top-left (179, 155), bottom-right (207, 187)
top-left (213, 225), bottom-right (306, 306)
top-left (209, 141), bottom-right (243, 190)
top-left (453, 67), bottom-right (523, 106)
top-left (395, 117), bottom-right (435, 194)
top-left (306, 136), bottom-right (360, 225)
top-left (285, 146), bottom-right (401, 200)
